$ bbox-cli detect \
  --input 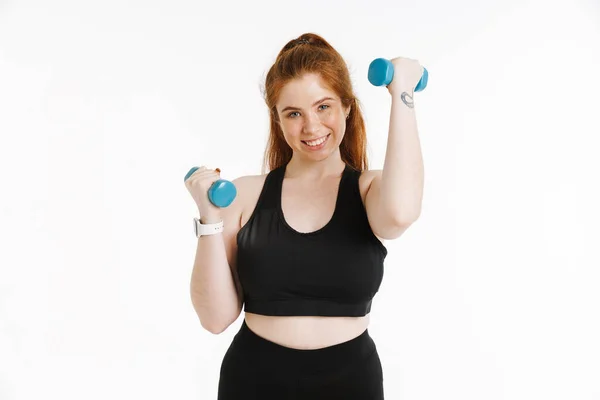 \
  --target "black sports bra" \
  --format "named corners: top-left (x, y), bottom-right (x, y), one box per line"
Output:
top-left (236, 163), bottom-right (387, 317)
